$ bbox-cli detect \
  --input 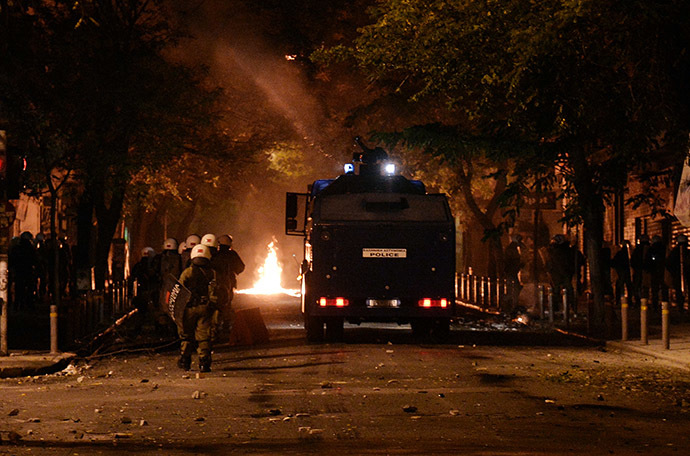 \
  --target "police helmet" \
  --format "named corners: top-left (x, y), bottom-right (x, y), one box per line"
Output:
top-left (190, 244), bottom-right (212, 265)
top-left (163, 238), bottom-right (178, 251)
top-left (177, 241), bottom-right (186, 255)
top-left (185, 234), bottom-right (201, 248)
top-left (639, 234), bottom-right (650, 243)
top-left (201, 233), bottom-right (219, 249)
top-left (218, 234), bottom-right (233, 247)
top-left (651, 235), bottom-right (662, 244)
top-left (141, 247), bottom-right (155, 258)
top-left (20, 231), bottom-right (33, 241)
top-left (678, 234), bottom-right (688, 244)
